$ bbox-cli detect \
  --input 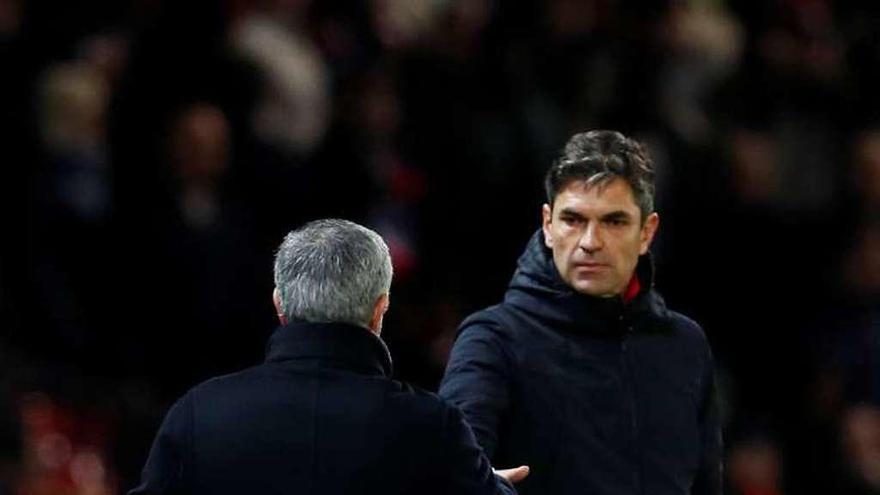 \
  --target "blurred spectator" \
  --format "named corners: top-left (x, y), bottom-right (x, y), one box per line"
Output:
top-left (230, 0), bottom-right (330, 157)
top-left (841, 404), bottom-right (880, 494)
top-left (842, 222), bottom-right (880, 300)
top-left (123, 101), bottom-right (269, 396)
top-left (167, 102), bottom-right (230, 230)
top-left (658, 1), bottom-right (743, 146)
top-left (727, 434), bottom-right (785, 495)
top-left (727, 129), bottom-right (783, 205)
top-left (0, 0), bottom-right (21, 39)
top-left (0, 385), bottom-right (21, 495)
top-left (698, 0), bottom-right (854, 426)
top-left (15, 392), bottom-right (116, 495)
top-left (39, 61), bottom-right (111, 224)
top-left (314, 64), bottom-right (425, 279)
top-left (370, 0), bottom-right (442, 51)
top-left (77, 32), bottom-right (129, 86)
top-left (852, 130), bottom-right (880, 215)
top-left (27, 41), bottom-right (120, 372)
